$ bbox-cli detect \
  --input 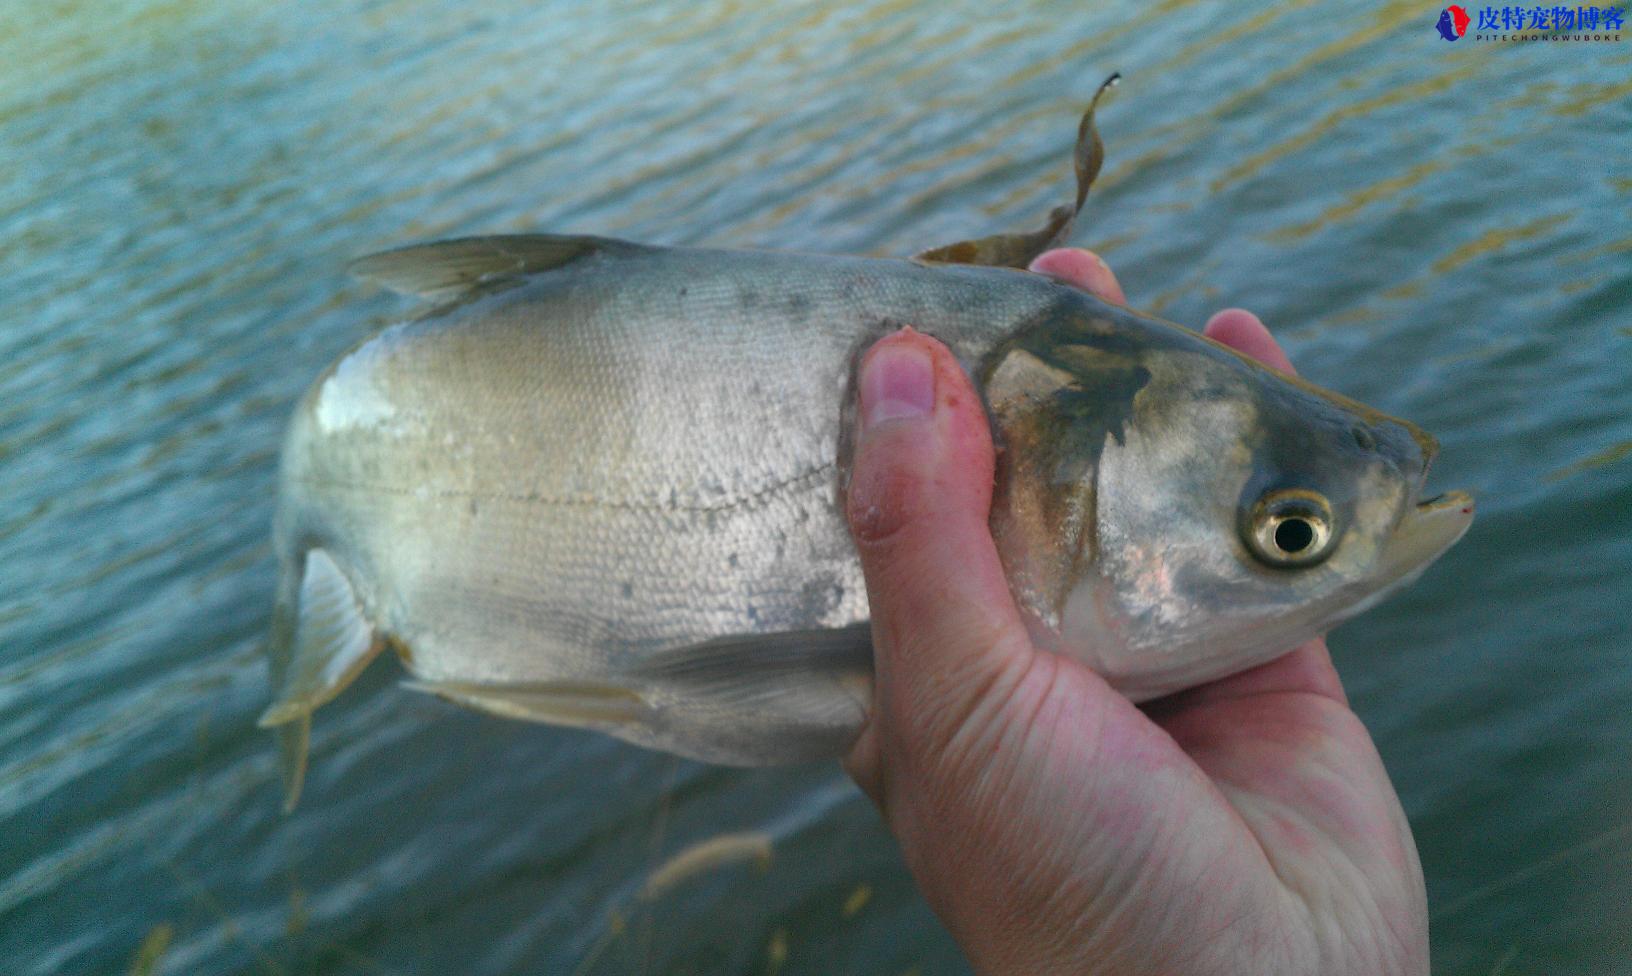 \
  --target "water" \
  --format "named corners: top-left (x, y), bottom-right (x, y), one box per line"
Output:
top-left (3, 1), bottom-right (1628, 972)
